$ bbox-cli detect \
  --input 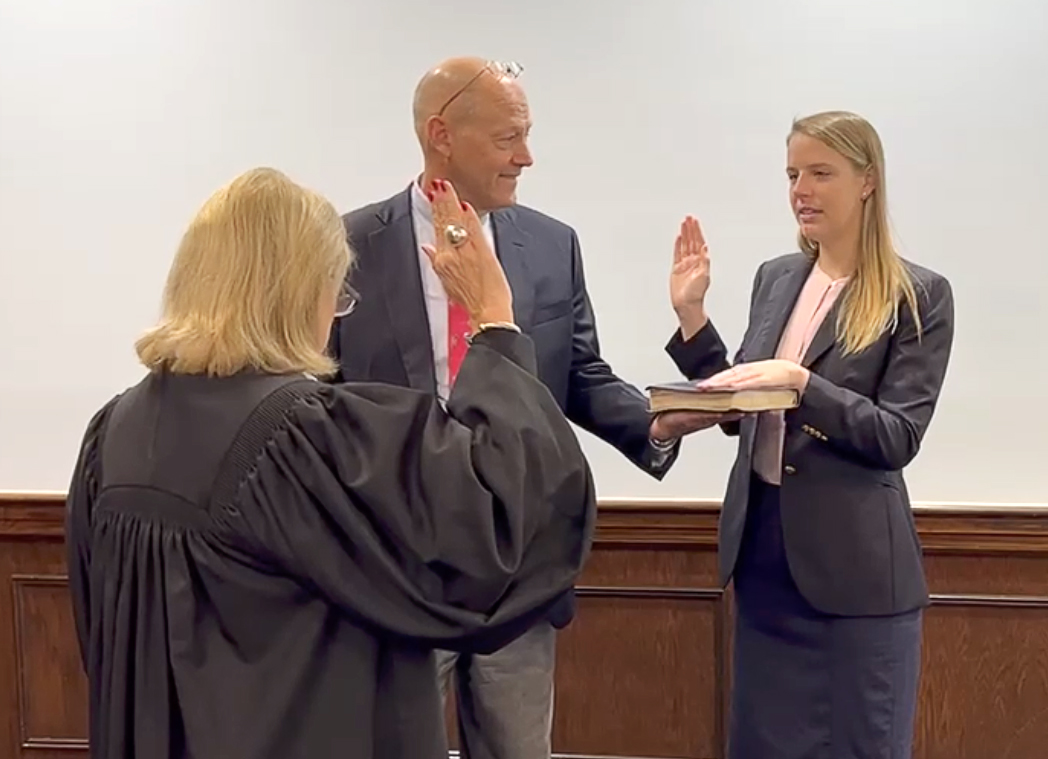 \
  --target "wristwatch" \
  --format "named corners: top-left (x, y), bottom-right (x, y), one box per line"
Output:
top-left (650, 435), bottom-right (678, 451)
top-left (475, 321), bottom-right (521, 334)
